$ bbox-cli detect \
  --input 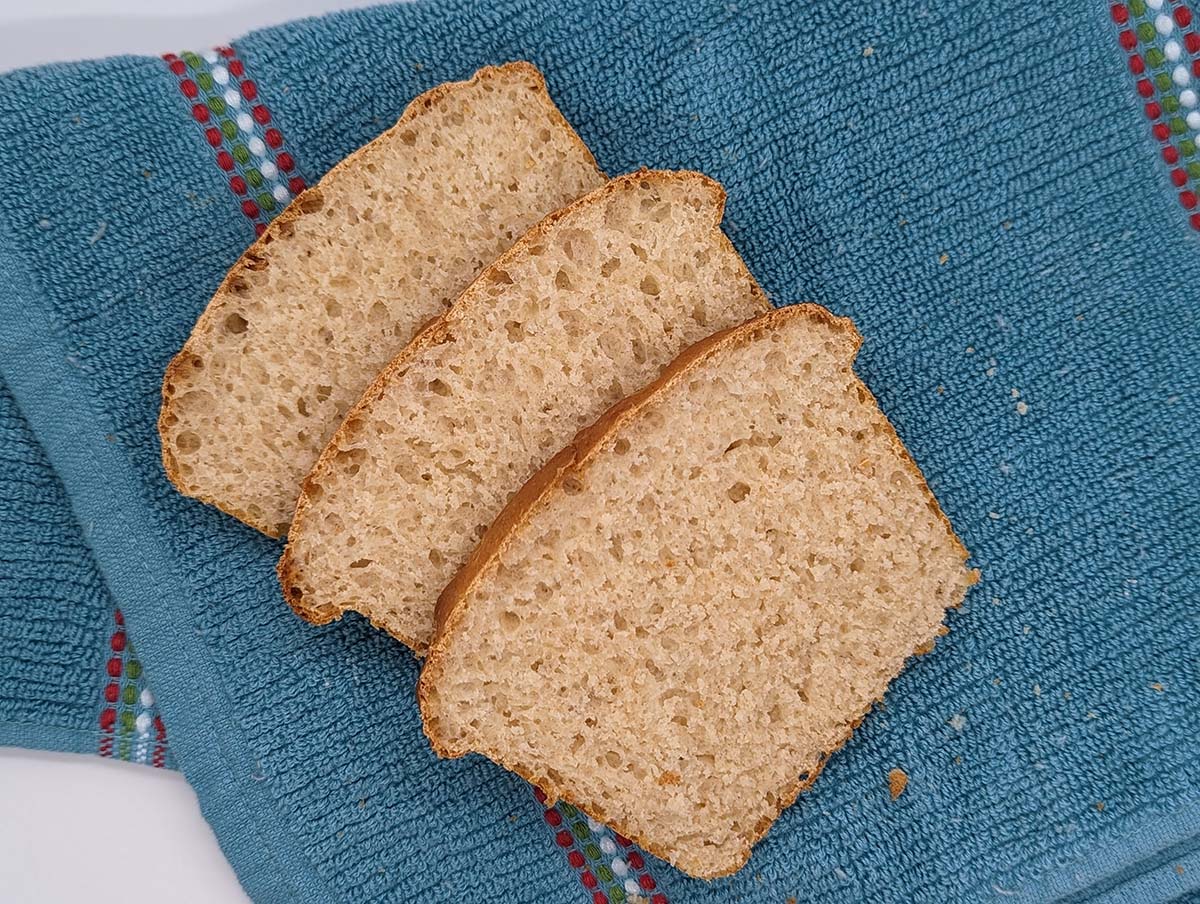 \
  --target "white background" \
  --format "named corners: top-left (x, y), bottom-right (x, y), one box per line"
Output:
top-left (0, 3), bottom-right (382, 901)
top-left (0, 0), bottom-right (382, 70)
